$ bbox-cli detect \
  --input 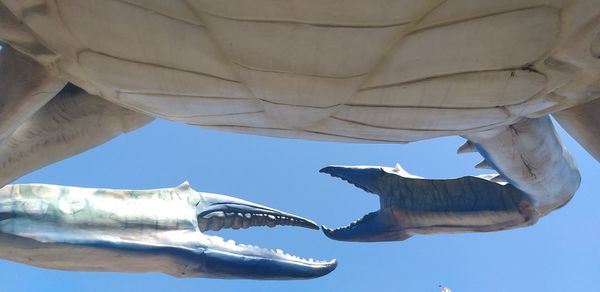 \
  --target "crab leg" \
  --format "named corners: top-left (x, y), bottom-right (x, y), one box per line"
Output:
top-left (465, 116), bottom-right (580, 215)
top-left (321, 117), bottom-right (580, 241)
top-left (553, 97), bottom-right (600, 162)
top-left (0, 43), bottom-right (65, 139)
top-left (0, 44), bottom-right (151, 186)
top-left (0, 84), bottom-right (152, 186)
